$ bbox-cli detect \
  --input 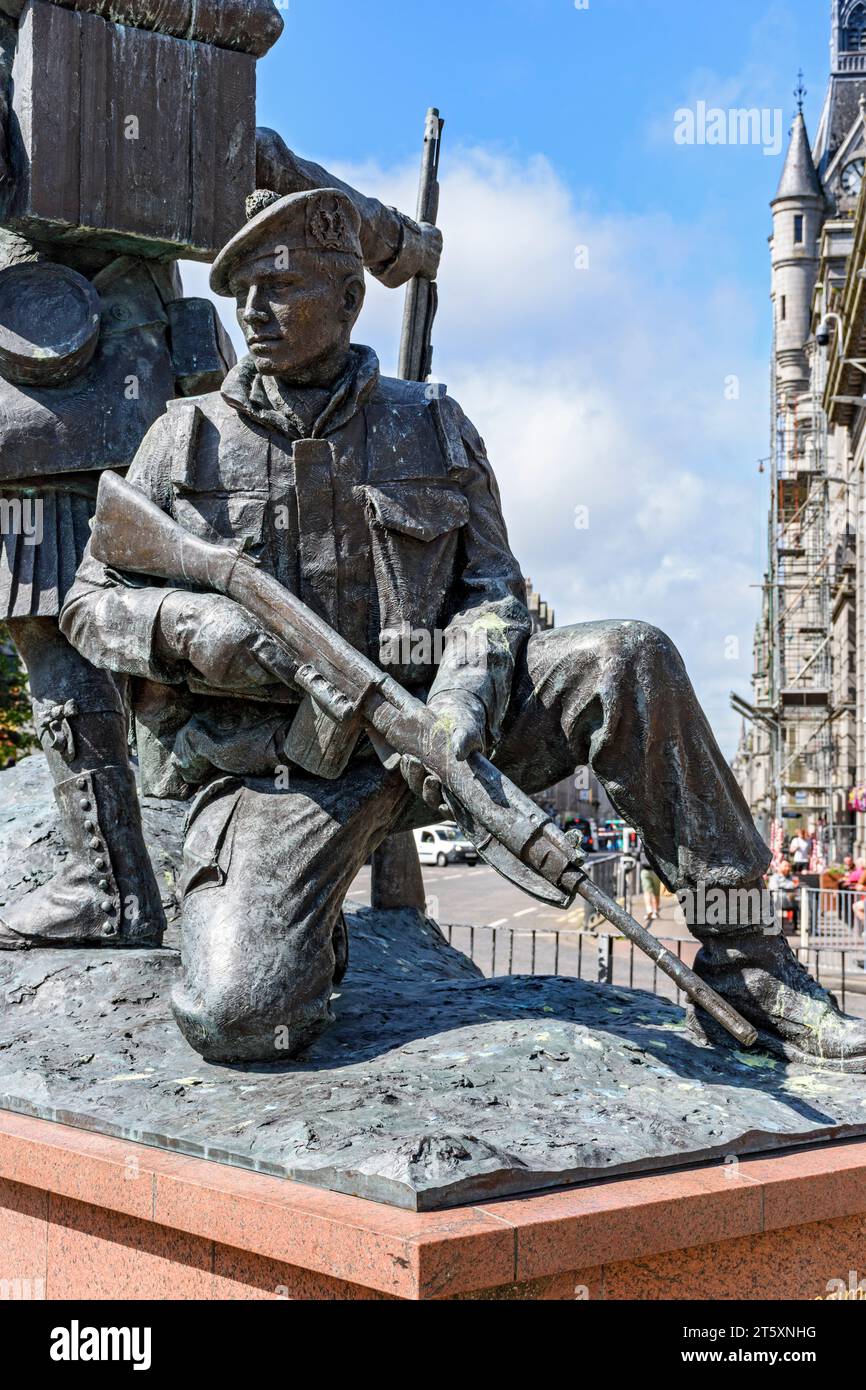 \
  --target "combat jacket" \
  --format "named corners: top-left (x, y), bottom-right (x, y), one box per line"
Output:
top-left (61, 346), bottom-right (531, 797)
